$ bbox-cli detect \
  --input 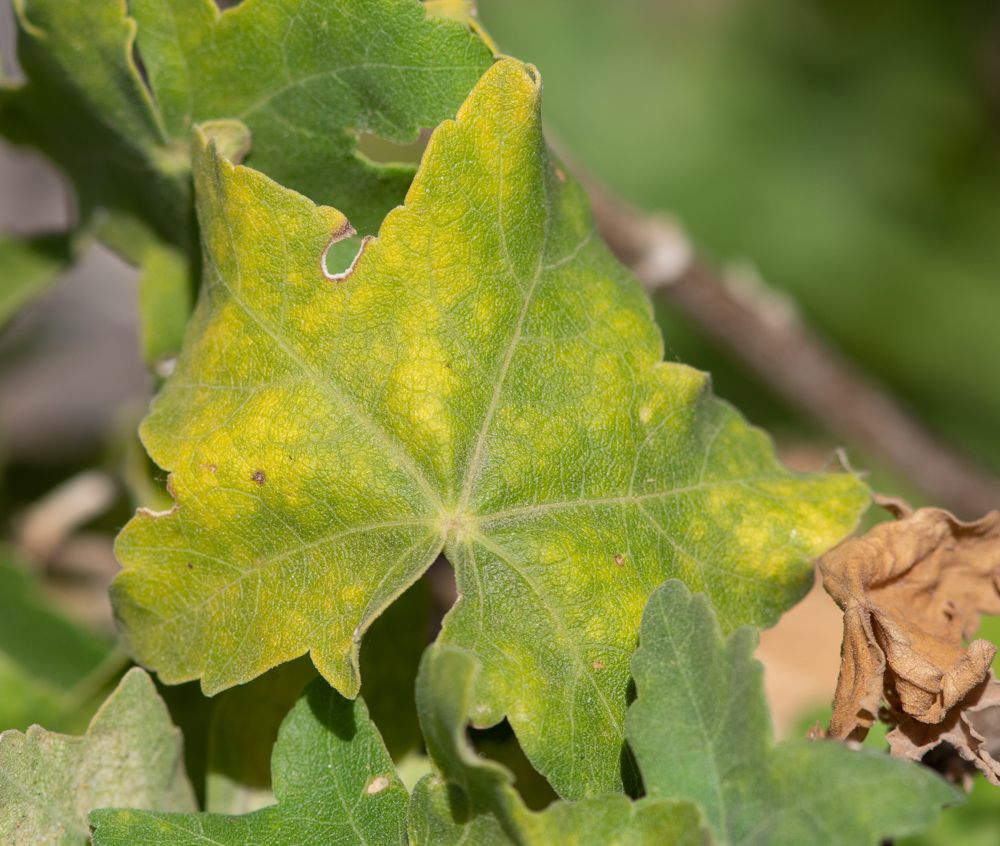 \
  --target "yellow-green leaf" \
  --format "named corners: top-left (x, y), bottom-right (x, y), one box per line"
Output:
top-left (113, 58), bottom-right (868, 798)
